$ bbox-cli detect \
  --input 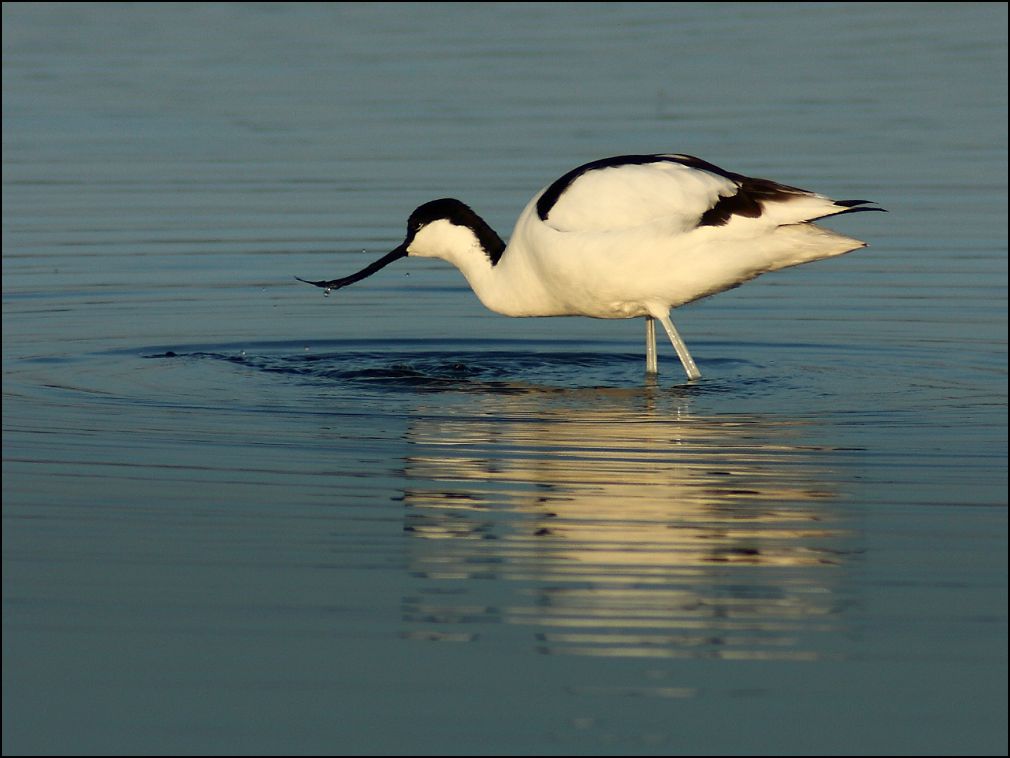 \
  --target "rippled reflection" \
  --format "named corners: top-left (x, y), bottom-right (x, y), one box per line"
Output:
top-left (401, 387), bottom-right (857, 660)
